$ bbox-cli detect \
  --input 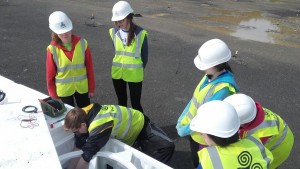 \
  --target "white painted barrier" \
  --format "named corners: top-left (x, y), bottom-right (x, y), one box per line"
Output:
top-left (0, 75), bottom-right (62, 169)
top-left (0, 75), bottom-right (173, 169)
top-left (53, 122), bottom-right (173, 169)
